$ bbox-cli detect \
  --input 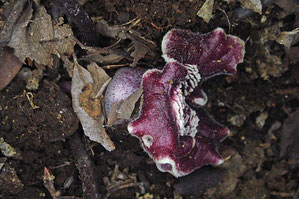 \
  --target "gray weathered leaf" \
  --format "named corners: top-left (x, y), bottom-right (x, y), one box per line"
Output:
top-left (71, 63), bottom-right (115, 151)
top-left (107, 87), bottom-right (143, 126)
top-left (275, 28), bottom-right (299, 48)
top-left (8, 4), bottom-right (75, 67)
